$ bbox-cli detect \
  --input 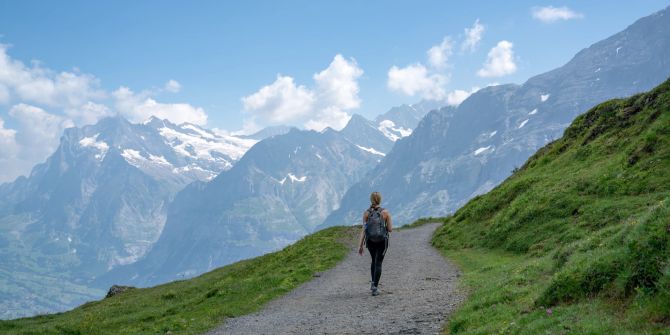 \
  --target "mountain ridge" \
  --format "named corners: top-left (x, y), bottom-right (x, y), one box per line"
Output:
top-left (321, 5), bottom-right (670, 228)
